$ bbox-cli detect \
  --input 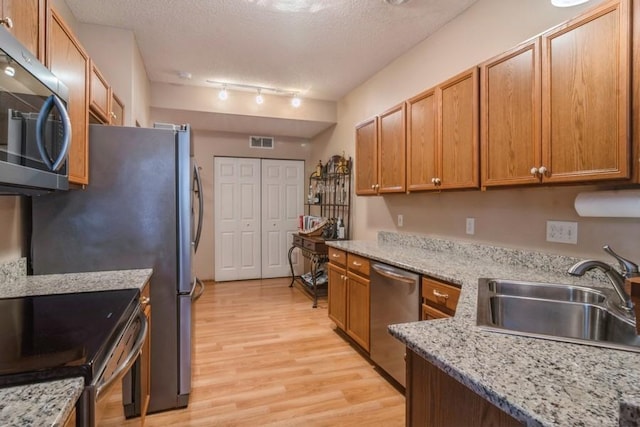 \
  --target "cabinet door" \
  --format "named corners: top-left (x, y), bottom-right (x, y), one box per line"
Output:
top-left (407, 89), bottom-right (438, 191)
top-left (346, 271), bottom-right (370, 352)
top-left (48, 8), bottom-right (89, 185)
top-left (355, 117), bottom-right (378, 195)
top-left (481, 39), bottom-right (541, 187)
top-left (328, 262), bottom-right (347, 331)
top-left (406, 349), bottom-right (521, 427)
top-left (377, 103), bottom-right (406, 193)
top-left (541, 0), bottom-right (630, 183)
top-left (110, 92), bottom-right (125, 126)
top-left (3, 0), bottom-right (46, 61)
top-left (438, 67), bottom-right (479, 190)
top-left (89, 61), bottom-right (110, 124)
